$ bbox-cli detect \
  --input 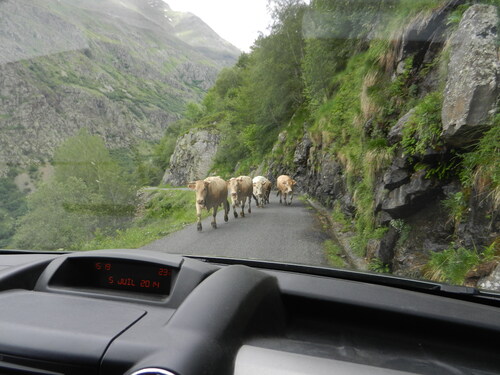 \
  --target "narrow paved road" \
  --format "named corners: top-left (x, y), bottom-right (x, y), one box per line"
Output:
top-left (142, 193), bottom-right (330, 267)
